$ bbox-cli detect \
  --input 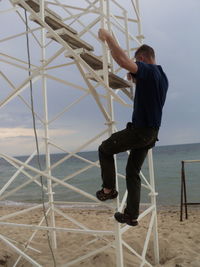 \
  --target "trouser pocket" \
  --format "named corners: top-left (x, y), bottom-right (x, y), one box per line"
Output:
top-left (135, 128), bottom-right (159, 149)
